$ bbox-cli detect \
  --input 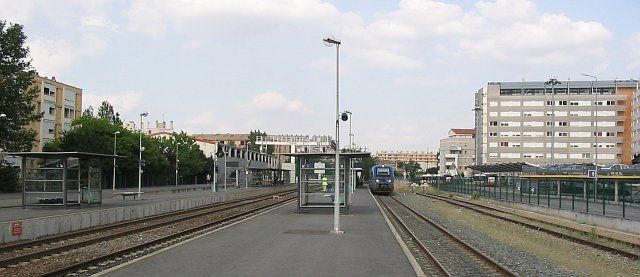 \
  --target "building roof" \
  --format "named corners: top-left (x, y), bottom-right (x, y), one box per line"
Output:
top-left (450, 128), bottom-right (475, 135)
top-left (283, 152), bottom-right (371, 159)
top-left (191, 133), bottom-right (249, 141)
